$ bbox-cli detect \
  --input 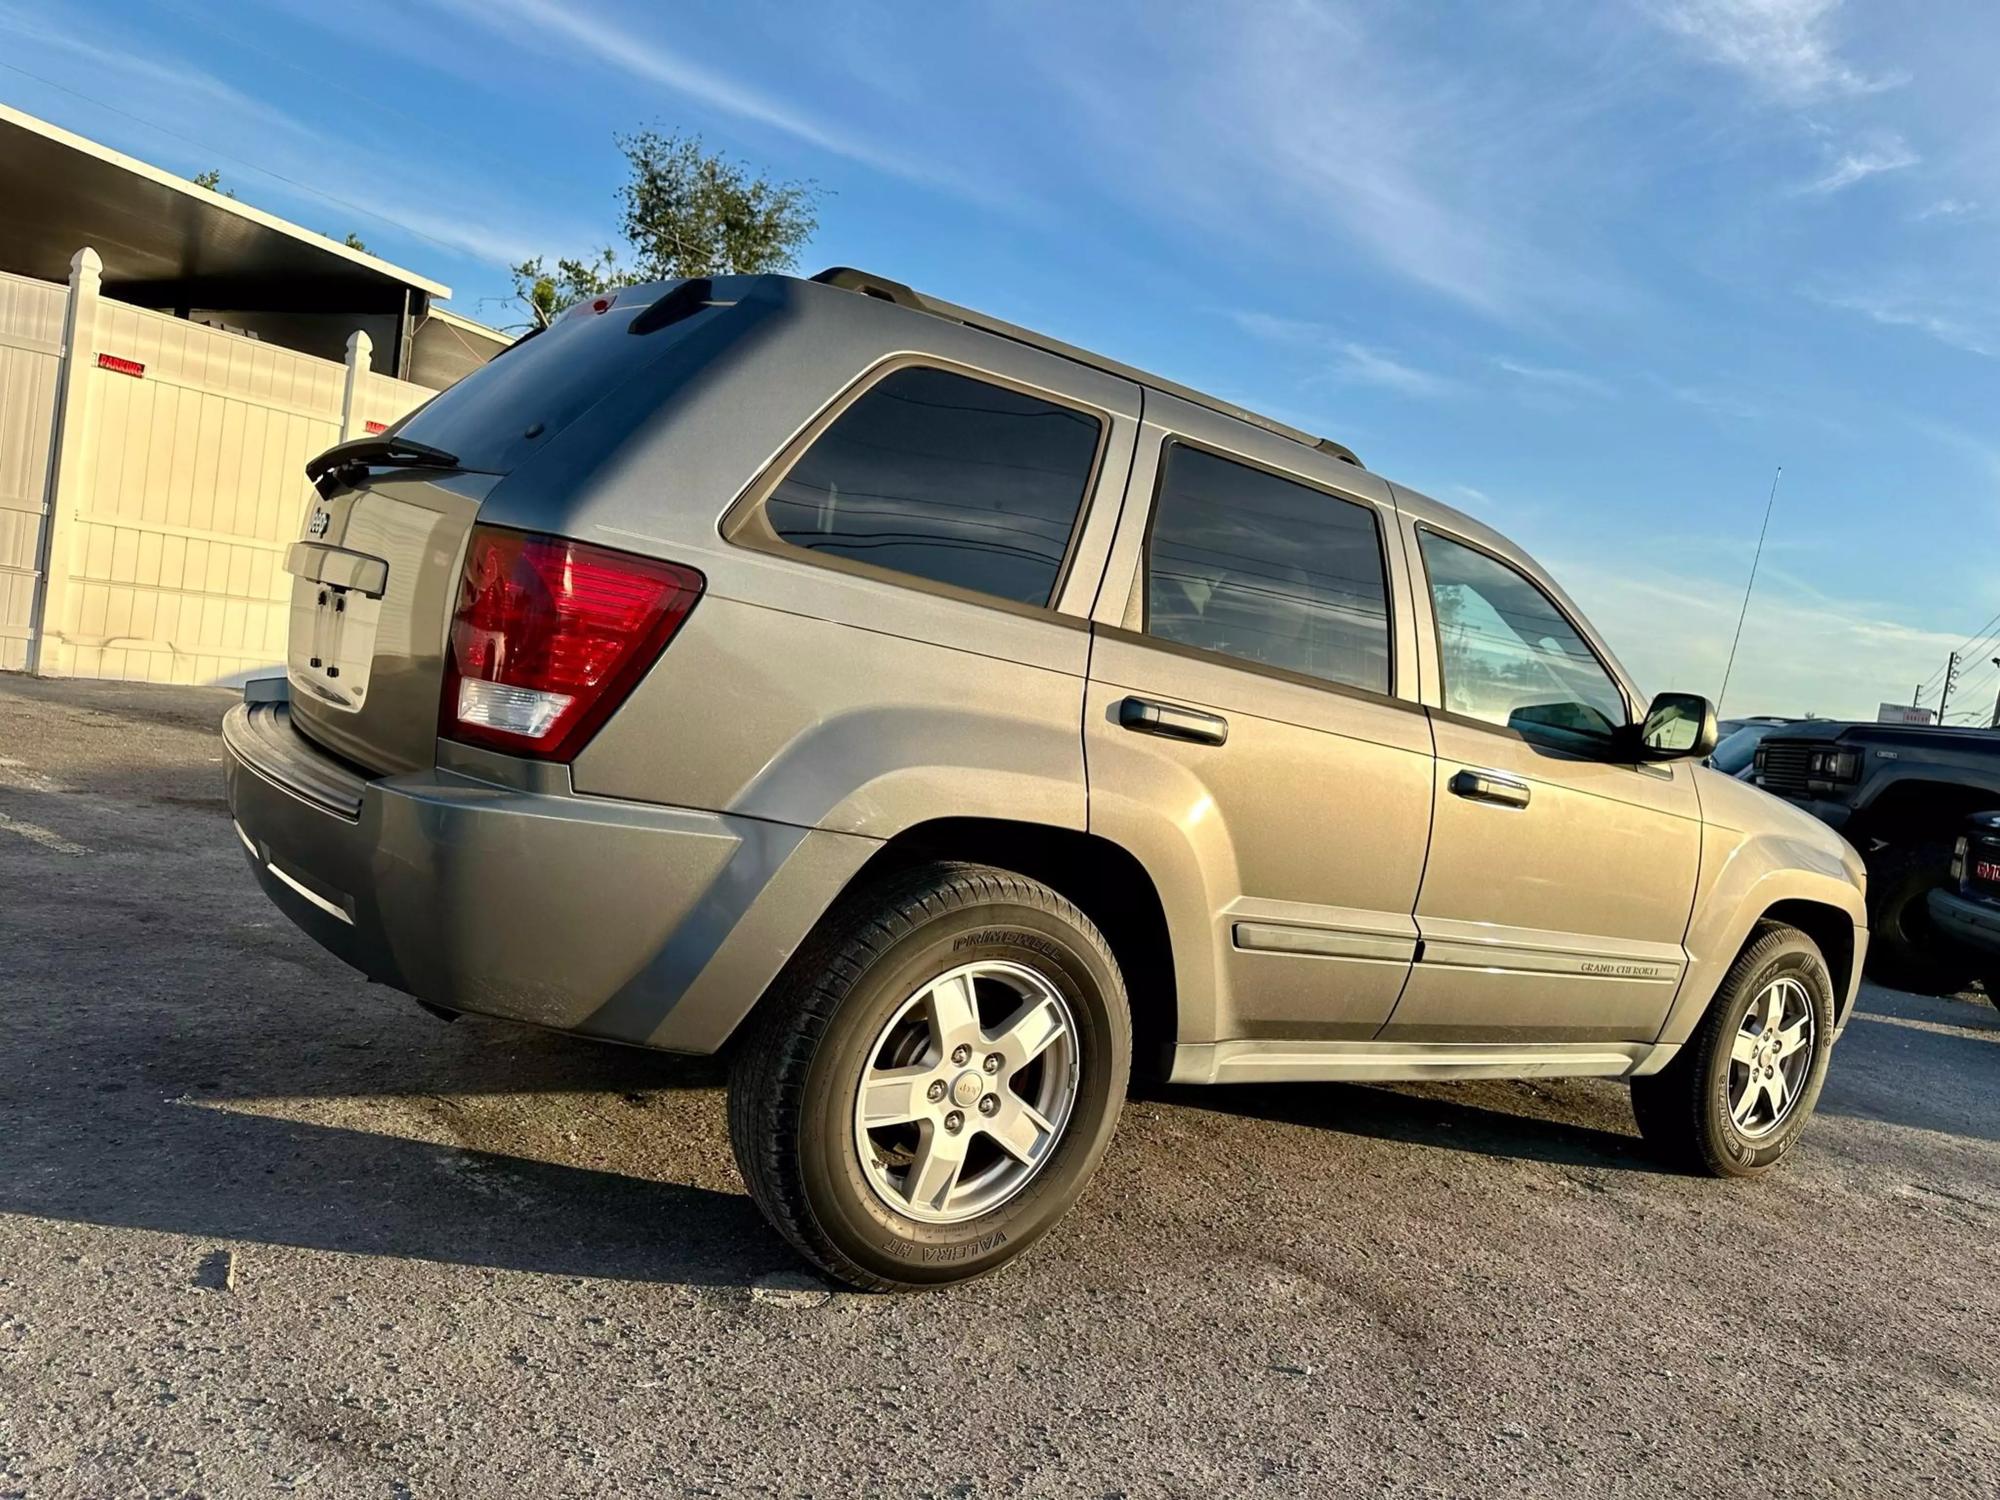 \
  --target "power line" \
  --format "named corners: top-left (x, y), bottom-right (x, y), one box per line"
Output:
top-left (1716, 465), bottom-right (1782, 715)
top-left (1917, 603), bottom-right (2000, 701)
